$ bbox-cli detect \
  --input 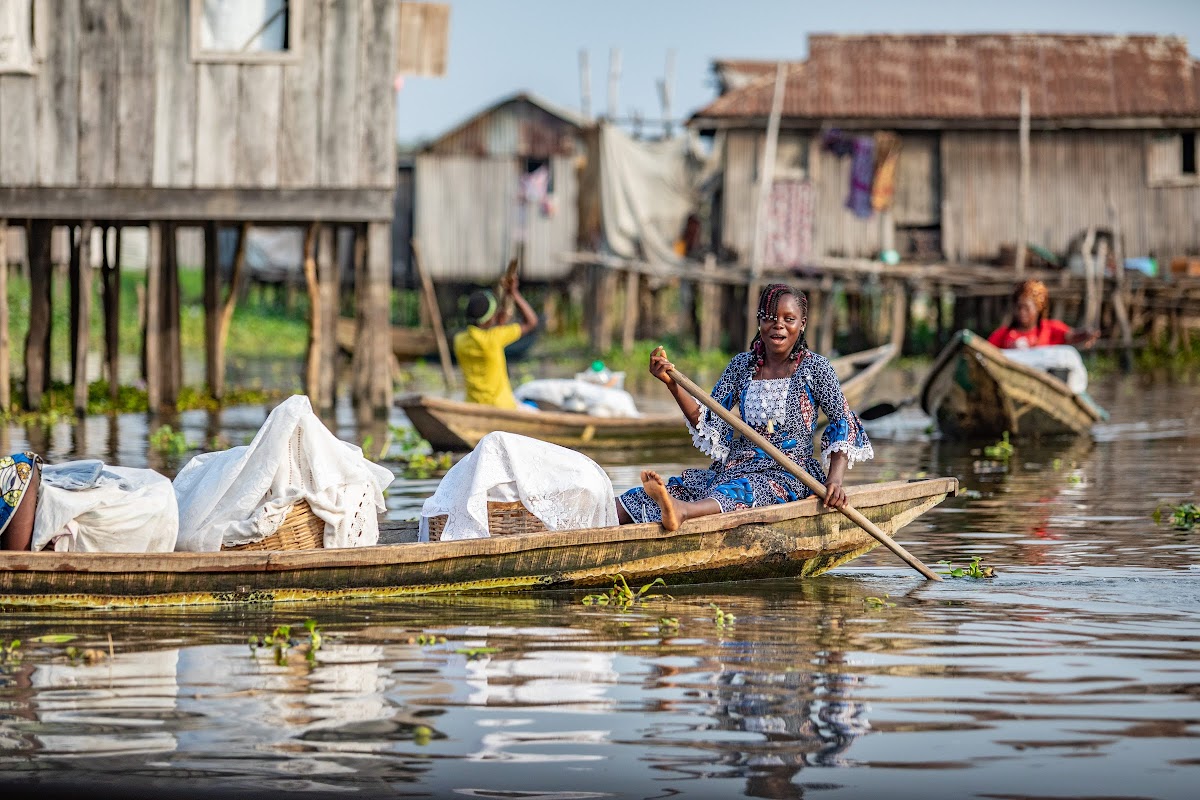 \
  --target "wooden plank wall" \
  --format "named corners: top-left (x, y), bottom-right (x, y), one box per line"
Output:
top-left (2, 0), bottom-right (400, 195)
top-left (414, 153), bottom-right (580, 283)
top-left (942, 130), bottom-right (1200, 262)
